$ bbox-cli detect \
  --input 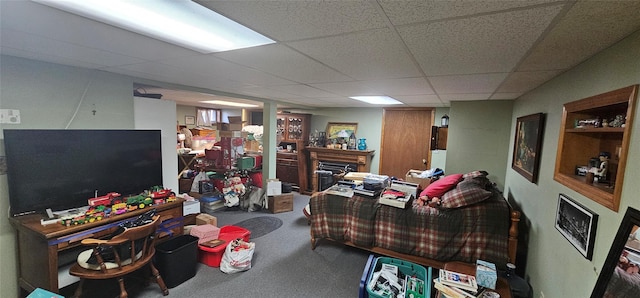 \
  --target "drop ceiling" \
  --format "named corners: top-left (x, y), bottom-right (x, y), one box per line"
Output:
top-left (2, 0), bottom-right (640, 109)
